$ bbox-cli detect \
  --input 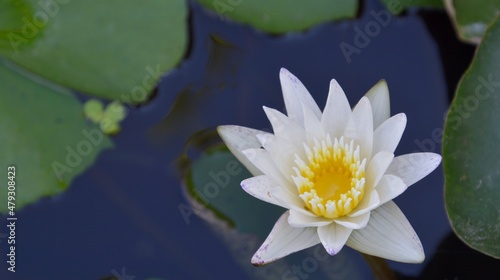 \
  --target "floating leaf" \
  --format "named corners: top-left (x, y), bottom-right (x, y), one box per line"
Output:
top-left (0, 0), bottom-right (188, 104)
top-left (444, 16), bottom-right (500, 258)
top-left (196, 0), bottom-right (358, 33)
top-left (444, 0), bottom-right (500, 43)
top-left (381, 0), bottom-right (443, 14)
top-left (83, 99), bottom-right (126, 135)
top-left (104, 101), bottom-right (126, 123)
top-left (0, 60), bottom-right (113, 212)
top-left (83, 99), bottom-right (104, 123)
top-left (0, 0), bottom-right (39, 50)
